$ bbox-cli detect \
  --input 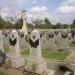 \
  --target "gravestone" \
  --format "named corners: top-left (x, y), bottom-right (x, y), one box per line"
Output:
top-left (0, 31), bottom-right (4, 52)
top-left (40, 31), bottom-right (48, 50)
top-left (24, 29), bottom-right (55, 75)
top-left (48, 30), bottom-right (57, 50)
top-left (24, 29), bottom-right (47, 74)
top-left (68, 32), bottom-right (72, 44)
top-left (3, 30), bottom-right (10, 48)
top-left (19, 29), bottom-right (29, 50)
top-left (56, 31), bottom-right (62, 50)
top-left (29, 29), bottom-right (42, 60)
top-left (8, 30), bottom-right (25, 68)
top-left (71, 29), bottom-right (75, 43)
top-left (60, 30), bottom-right (69, 51)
